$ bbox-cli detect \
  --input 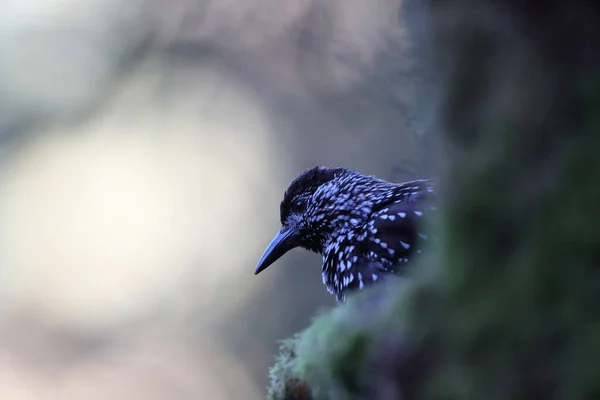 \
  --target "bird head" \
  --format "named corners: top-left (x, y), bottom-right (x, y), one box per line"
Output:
top-left (254, 165), bottom-right (392, 275)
